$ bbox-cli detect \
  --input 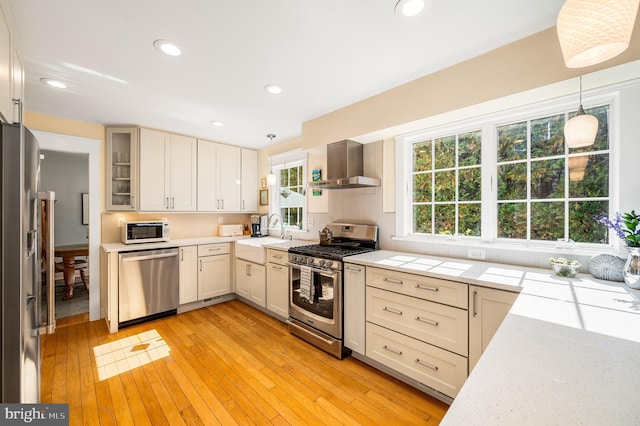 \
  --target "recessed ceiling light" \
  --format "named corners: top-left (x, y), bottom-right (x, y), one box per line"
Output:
top-left (394, 0), bottom-right (431, 17)
top-left (209, 121), bottom-right (225, 127)
top-left (153, 39), bottom-right (181, 56)
top-left (40, 78), bottom-right (67, 89)
top-left (264, 84), bottom-right (282, 95)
